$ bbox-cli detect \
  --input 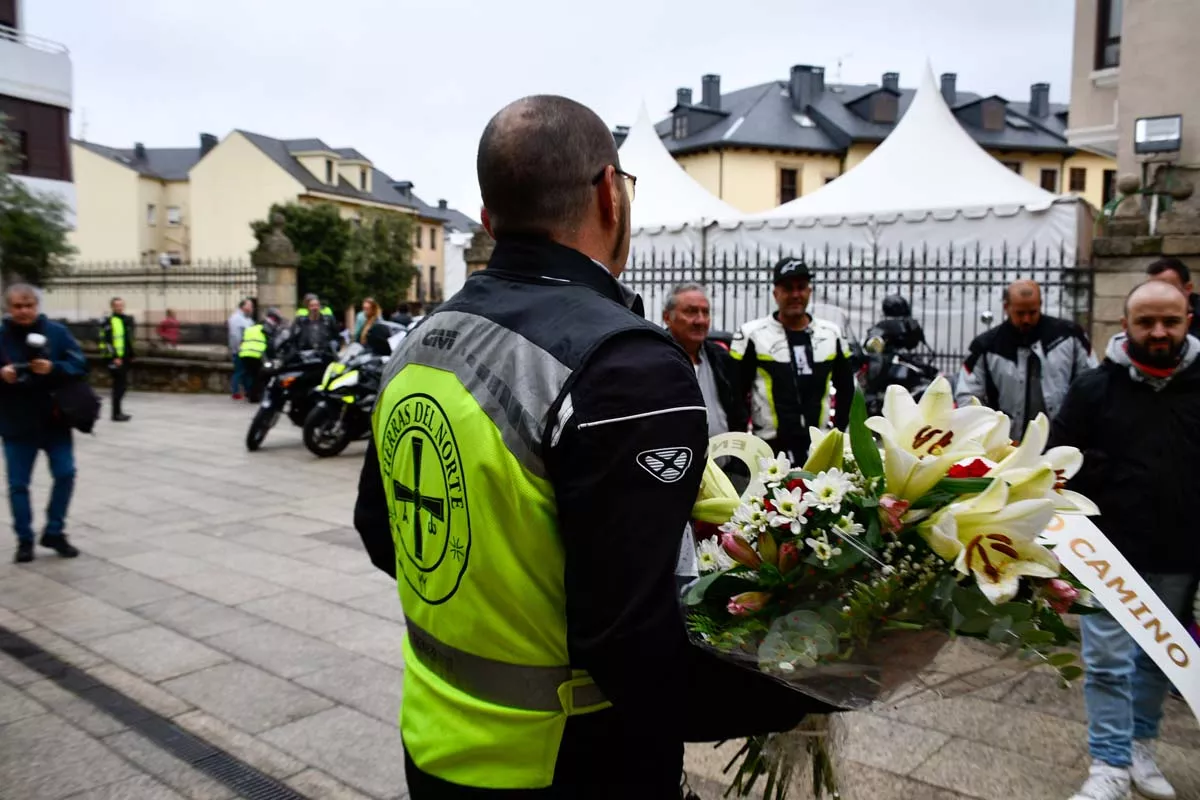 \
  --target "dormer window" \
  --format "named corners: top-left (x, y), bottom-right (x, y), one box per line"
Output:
top-left (325, 159), bottom-right (333, 184)
top-left (360, 167), bottom-right (368, 190)
top-left (673, 114), bottom-right (688, 139)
